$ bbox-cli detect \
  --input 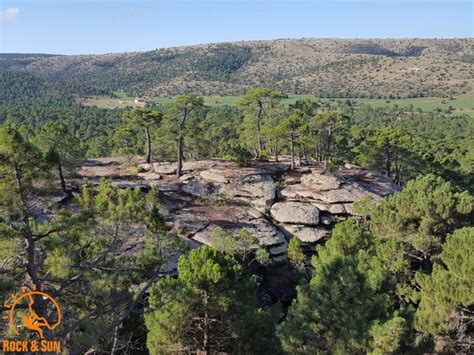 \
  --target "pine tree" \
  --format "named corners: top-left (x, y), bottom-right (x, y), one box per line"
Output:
top-left (415, 227), bottom-right (474, 352)
top-left (210, 226), bottom-right (270, 267)
top-left (123, 107), bottom-right (162, 163)
top-left (353, 127), bottom-right (412, 184)
top-left (0, 126), bottom-right (52, 294)
top-left (308, 111), bottom-right (349, 162)
top-left (287, 237), bottom-right (305, 273)
top-left (281, 112), bottom-right (304, 170)
top-left (0, 128), bottom-right (175, 352)
top-left (145, 246), bottom-right (279, 354)
top-left (166, 94), bottom-right (204, 176)
top-left (238, 87), bottom-right (283, 159)
top-left (368, 174), bottom-right (473, 261)
top-left (277, 220), bottom-right (415, 354)
top-left (32, 121), bottom-right (84, 193)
